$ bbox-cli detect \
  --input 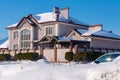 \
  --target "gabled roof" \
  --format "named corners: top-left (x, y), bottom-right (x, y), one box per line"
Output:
top-left (74, 29), bottom-right (120, 40)
top-left (6, 12), bottom-right (89, 29)
top-left (6, 17), bottom-right (37, 29)
top-left (40, 36), bottom-right (72, 43)
top-left (91, 30), bottom-right (120, 39)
